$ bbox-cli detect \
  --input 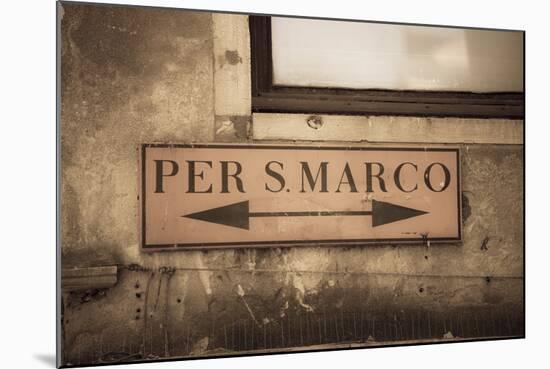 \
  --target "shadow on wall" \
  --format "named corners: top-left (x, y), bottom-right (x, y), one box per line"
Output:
top-left (33, 353), bottom-right (56, 367)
